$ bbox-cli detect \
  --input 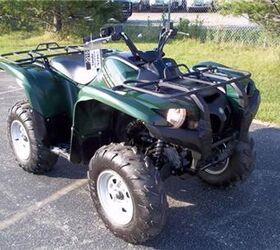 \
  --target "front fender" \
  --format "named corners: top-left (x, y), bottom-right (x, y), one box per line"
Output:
top-left (69, 86), bottom-right (168, 163)
top-left (77, 85), bottom-right (168, 126)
